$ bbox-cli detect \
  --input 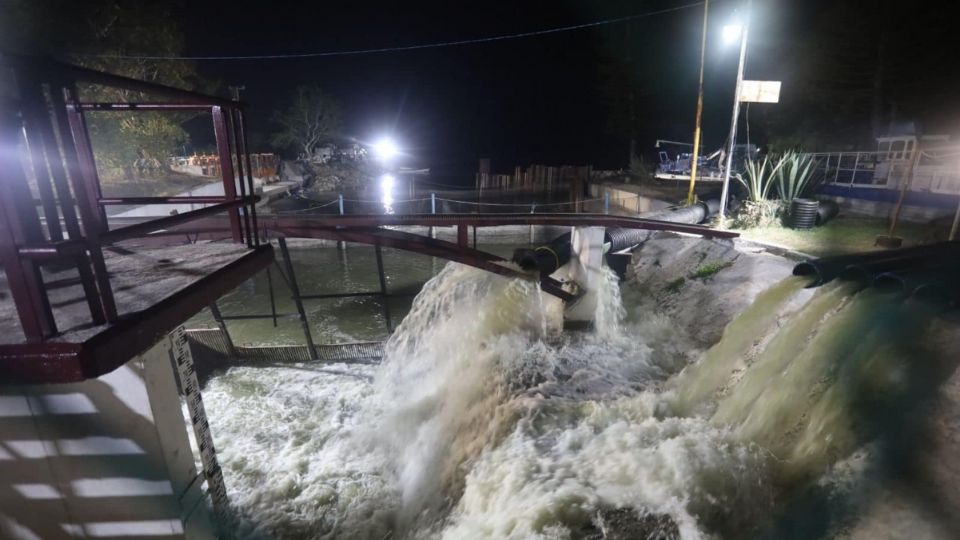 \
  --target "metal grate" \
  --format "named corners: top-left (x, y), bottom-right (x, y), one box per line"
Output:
top-left (185, 328), bottom-right (384, 365)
